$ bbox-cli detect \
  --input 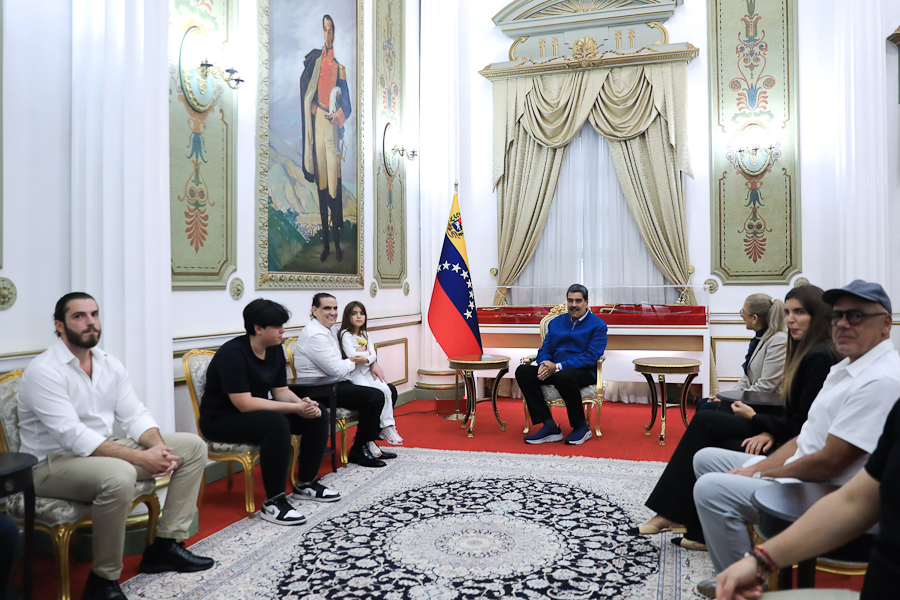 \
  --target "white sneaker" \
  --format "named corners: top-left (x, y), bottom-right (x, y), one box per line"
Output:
top-left (291, 479), bottom-right (341, 503)
top-left (259, 493), bottom-right (306, 526)
top-left (379, 425), bottom-right (404, 445)
top-left (367, 441), bottom-right (383, 457)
